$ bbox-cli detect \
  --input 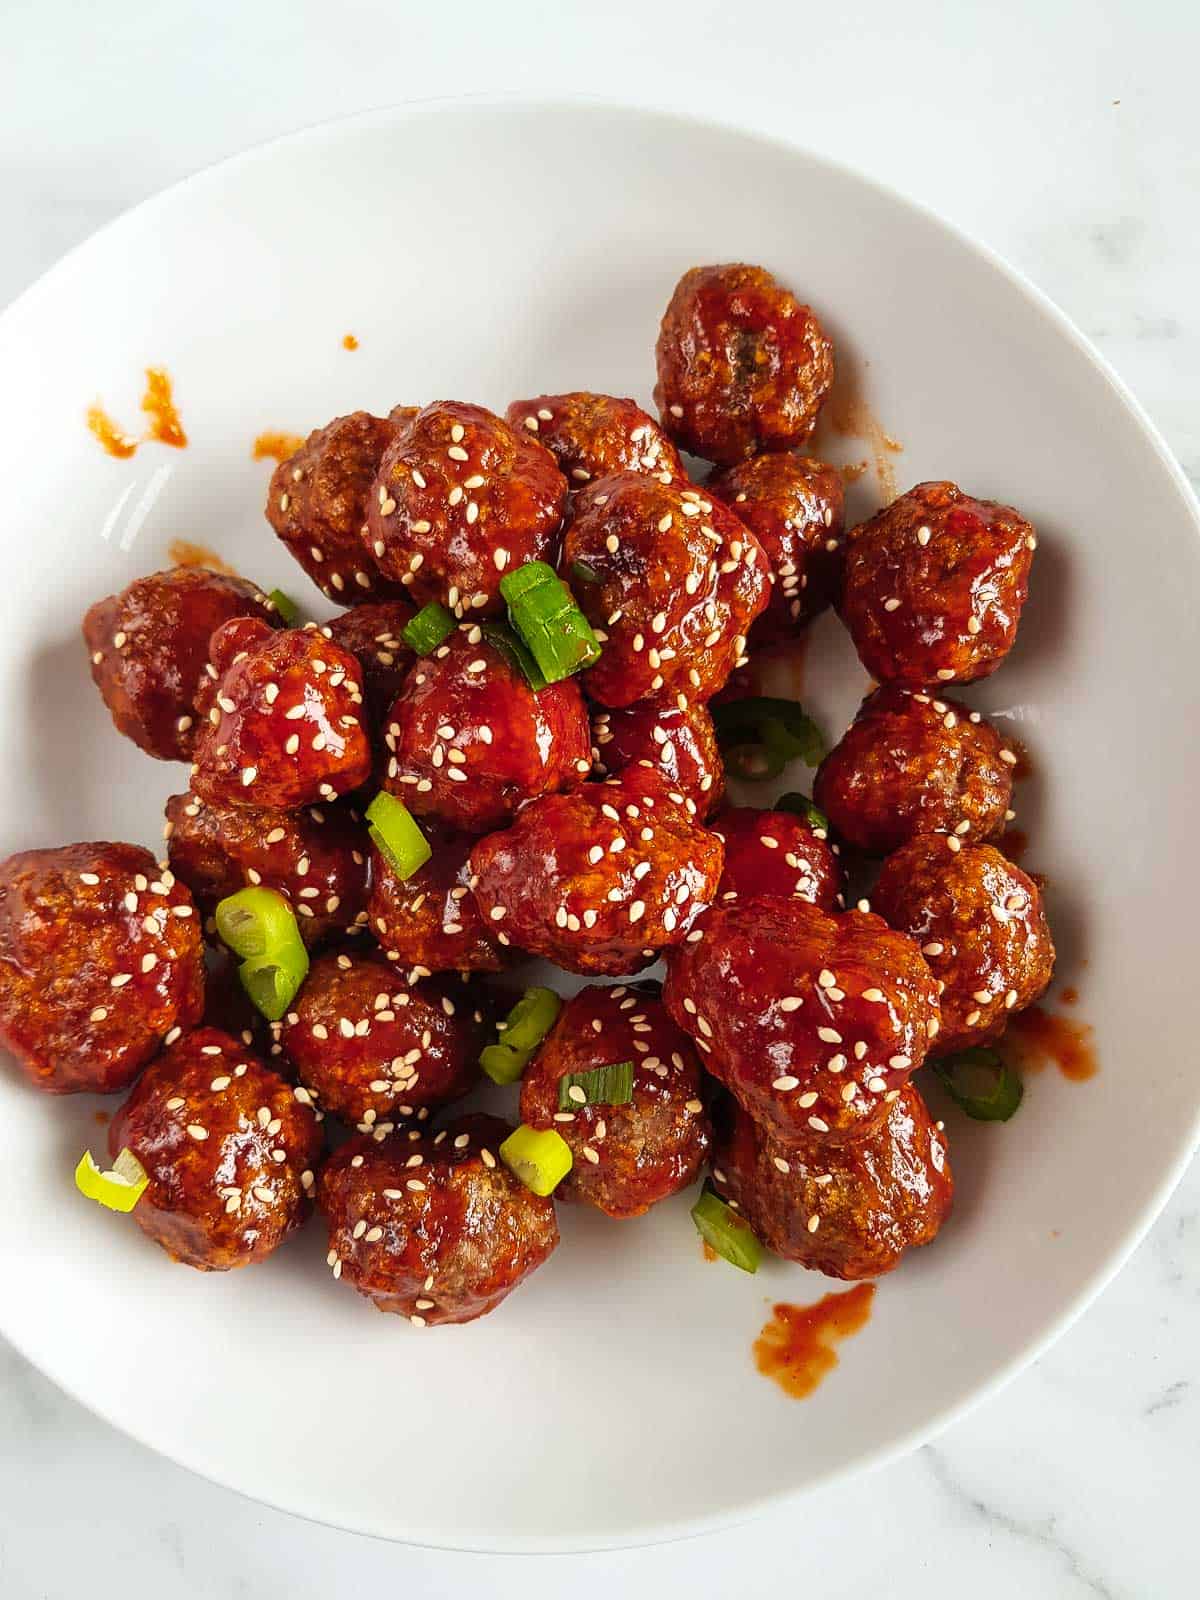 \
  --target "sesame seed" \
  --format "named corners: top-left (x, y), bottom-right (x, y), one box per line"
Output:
top-left (186, 1124), bottom-right (208, 1141)
top-left (817, 1027), bottom-right (842, 1044)
top-left (772, 1075), bottom-right (799, 1091)
top-left (808, 1116), bottom-right (830, 1133)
